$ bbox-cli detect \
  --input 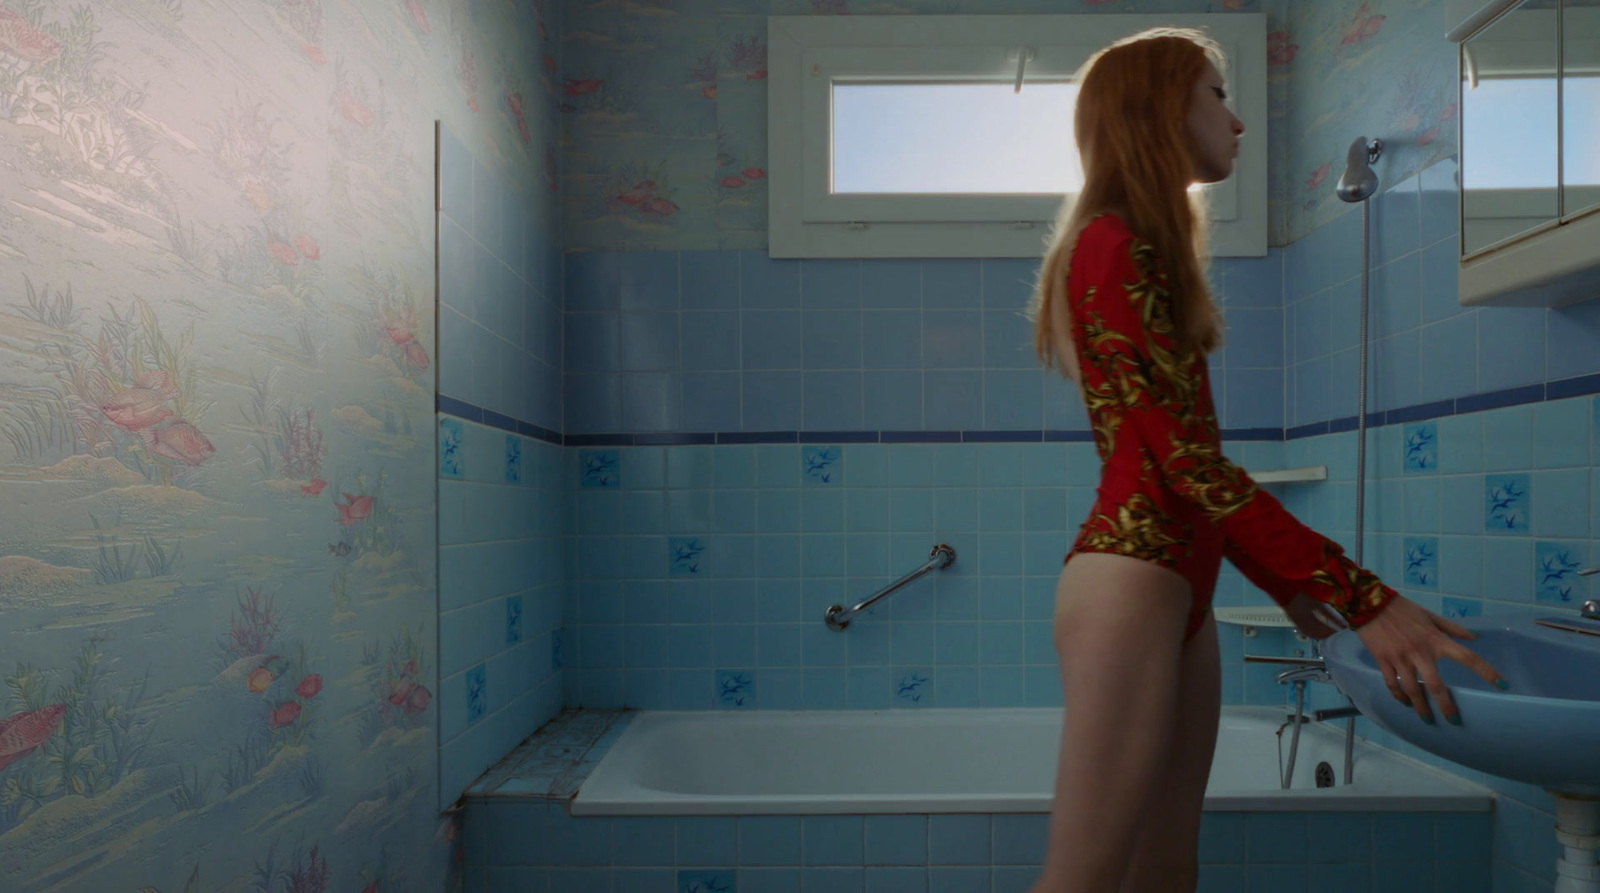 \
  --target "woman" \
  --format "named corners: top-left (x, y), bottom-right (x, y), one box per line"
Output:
top-left (1026, 28), bottom-right (1506, 893)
